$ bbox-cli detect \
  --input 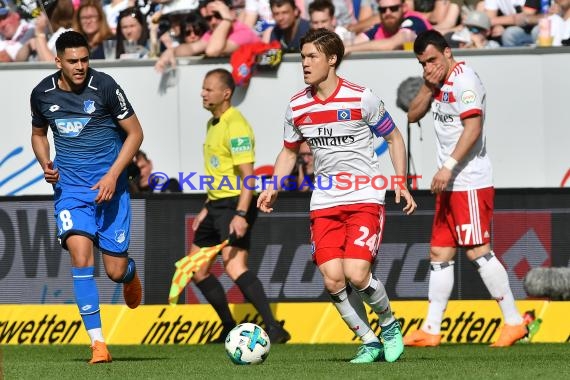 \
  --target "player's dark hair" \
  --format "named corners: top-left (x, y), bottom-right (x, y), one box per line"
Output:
top-left (300, 28), bottom-right (344, 69)
top-left (413, 30), bottom-right (449, 55)
top-left (55, 30), bottom-right (89, 56)
top-left (206, 68), bottom-right (235, 97)
top-left (270, 0), bottom-right (297, 10)
top-left (308, 0), bottom-right (335, 17)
